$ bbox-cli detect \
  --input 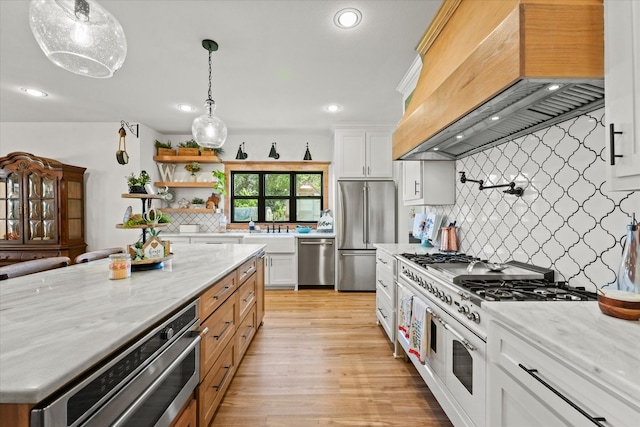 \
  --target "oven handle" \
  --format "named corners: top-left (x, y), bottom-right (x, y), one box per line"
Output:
top-left (111, 334), bottom-right (201, 427)
top-left (438, 318), bottom-right (475, 351)
top-left (518, 364), bottom-right (607, 426)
